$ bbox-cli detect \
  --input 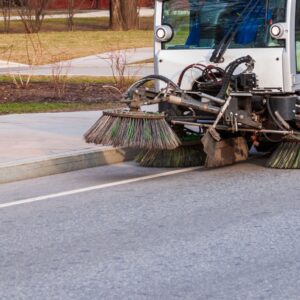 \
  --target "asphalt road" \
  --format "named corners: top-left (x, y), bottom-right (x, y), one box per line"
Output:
top-left (0, 158), bottom-right (299, 299)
